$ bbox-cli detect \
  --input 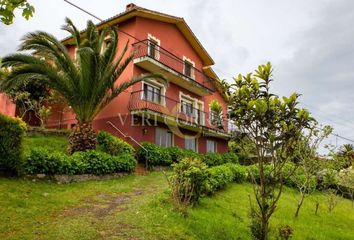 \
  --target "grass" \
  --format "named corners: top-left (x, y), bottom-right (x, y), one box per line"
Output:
top-left (0, 172), bottom-right (353, 240)
top-left (23, 135), bottom-right (68, 155)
